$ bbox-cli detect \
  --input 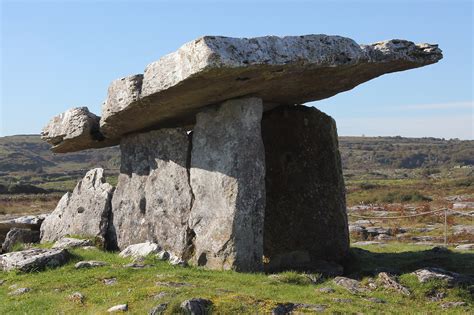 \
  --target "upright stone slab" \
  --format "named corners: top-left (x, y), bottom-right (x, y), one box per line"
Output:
top-left (40, 168), bottom-right (114, 244)
top-left (108, 128), bottom-right (193, 258)
top-left (261, 105), bottom-right (349, 271)
top-left (188, 97), bottom-right (265, 272)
